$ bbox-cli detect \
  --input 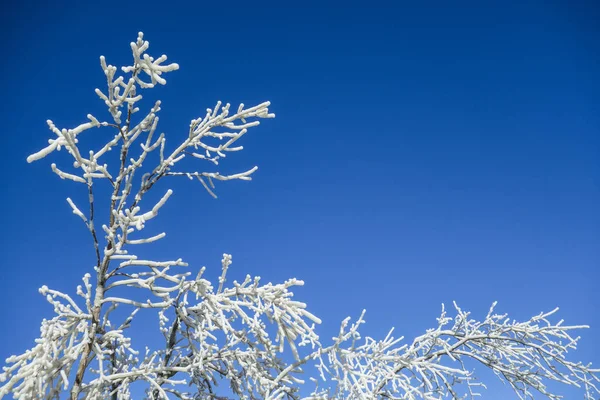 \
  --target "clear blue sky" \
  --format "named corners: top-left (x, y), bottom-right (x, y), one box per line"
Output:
top-left (1, 1), bottom-right (598, 398)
